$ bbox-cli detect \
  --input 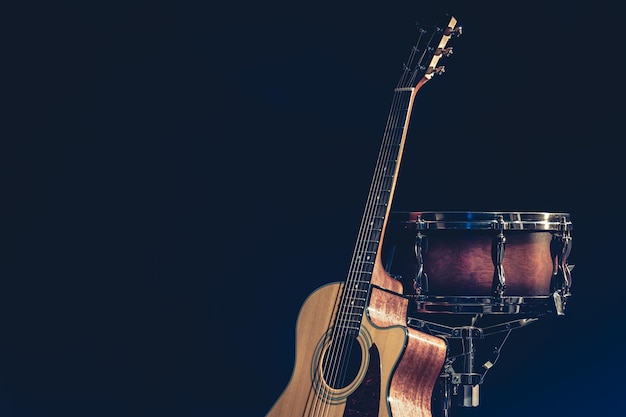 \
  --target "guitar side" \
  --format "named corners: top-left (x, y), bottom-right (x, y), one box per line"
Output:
top-left (266, 282), bottom-right (447, 417)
